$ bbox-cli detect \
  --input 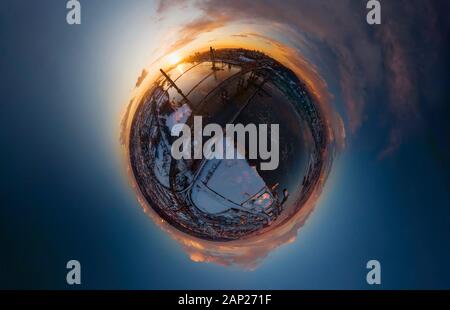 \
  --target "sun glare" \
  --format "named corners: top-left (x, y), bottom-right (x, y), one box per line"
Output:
top-left (167, 53), bottom-right (181, 65)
